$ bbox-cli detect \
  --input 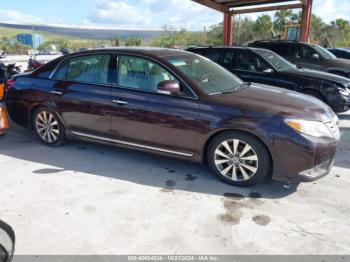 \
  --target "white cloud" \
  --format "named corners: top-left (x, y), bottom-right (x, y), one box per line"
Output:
top-left (314, 0), bottom-right (350, 22)
top-left (0, 9), bottom-right (43, 24)
top-left (87, 0), bottom-right (222, 30)
top-left (1, 0), bottom-right (350, 30)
